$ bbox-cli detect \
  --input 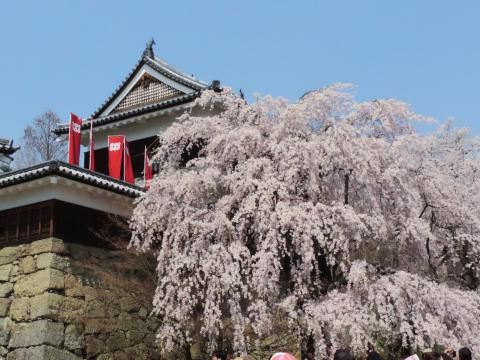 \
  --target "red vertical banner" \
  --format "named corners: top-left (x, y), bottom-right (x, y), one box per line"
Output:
top-left (124, 139), bottom-right (135, 184)
top-left (144, 146), bottom-right (153, 189)
top-left (89, 121), bottom-right (95, 171)
top-left (108, 135), bottom-right (124, 180)
top-left (68, 113), bottom-right (82, 165)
